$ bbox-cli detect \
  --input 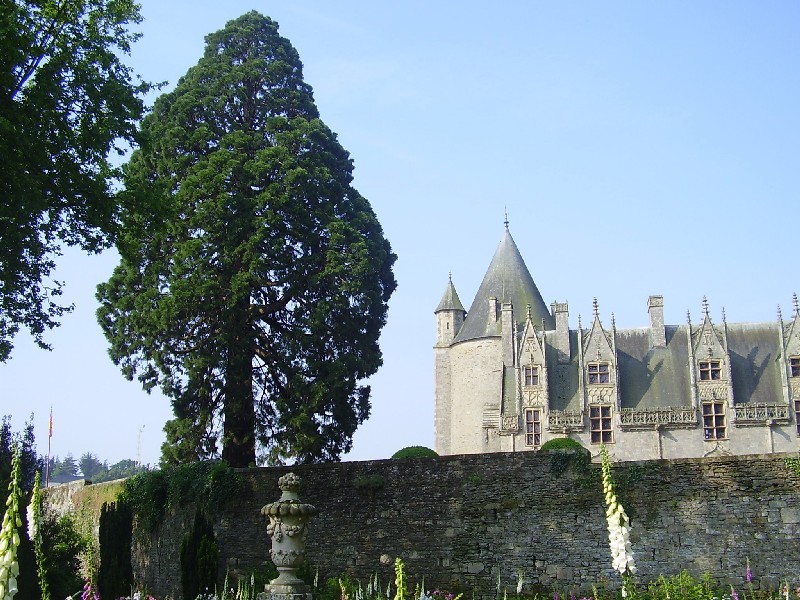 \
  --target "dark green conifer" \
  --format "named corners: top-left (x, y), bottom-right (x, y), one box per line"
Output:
top-left (98, 12), bottom-right (396, 466)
